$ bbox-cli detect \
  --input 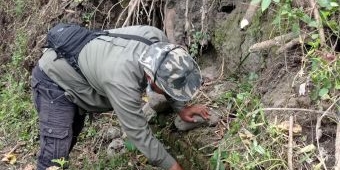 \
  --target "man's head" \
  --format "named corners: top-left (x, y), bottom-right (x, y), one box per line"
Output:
top-left (139, 42), bottom-right (202, 101)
